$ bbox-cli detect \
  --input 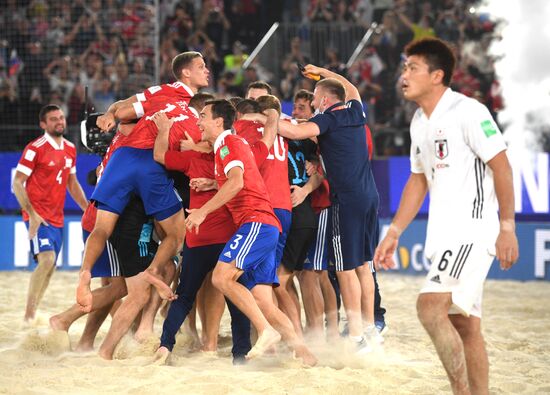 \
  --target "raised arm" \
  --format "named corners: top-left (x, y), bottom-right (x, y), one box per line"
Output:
top-left (96, 96), bottom-right (138, 131)
top-left (259, 109), bottom-right (280, 150)
top-left (240, 113), bottom-right (320, 141)
top-left (302, 64), bottom-right (361, 103)
top-left (374, 172), bottom-right (428, 269)
top-left (152, 112), bottom-right (173, 165)
top-left (487, 151), bottom-right (519, 269)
